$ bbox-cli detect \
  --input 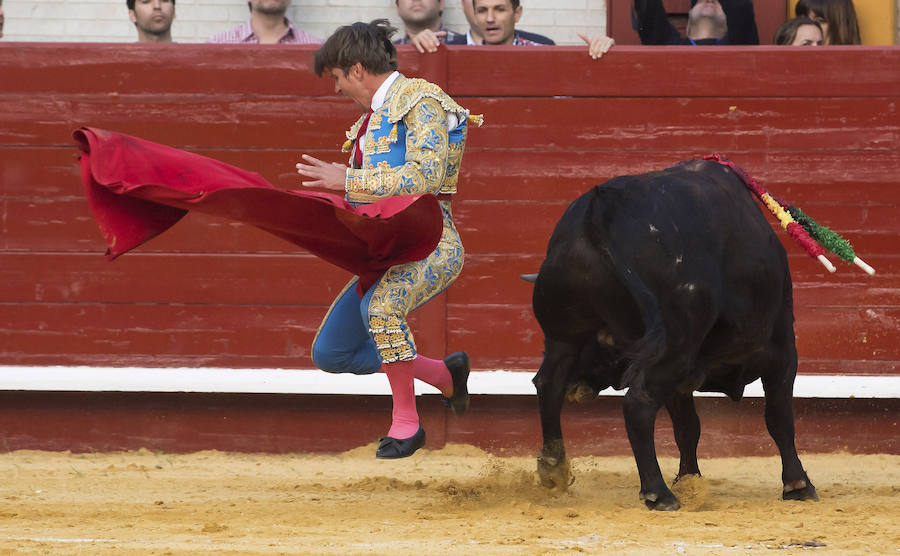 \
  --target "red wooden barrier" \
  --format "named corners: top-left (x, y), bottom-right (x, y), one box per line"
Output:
top-left (1, 43), bottom-right (898, 379)
top-left (0, 392), bottom-right (895, 456)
